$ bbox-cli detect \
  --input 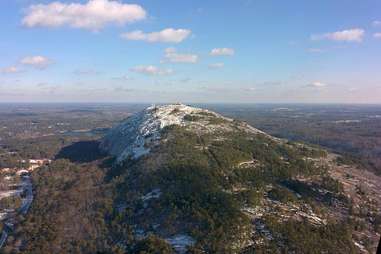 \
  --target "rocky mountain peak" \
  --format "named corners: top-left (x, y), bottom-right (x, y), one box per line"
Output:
top-left (100, 103), bottom-right (263, 162)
